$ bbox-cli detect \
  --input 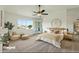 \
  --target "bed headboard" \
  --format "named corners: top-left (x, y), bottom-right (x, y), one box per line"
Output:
top-left (49, 28), bottom-right (67, 34)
